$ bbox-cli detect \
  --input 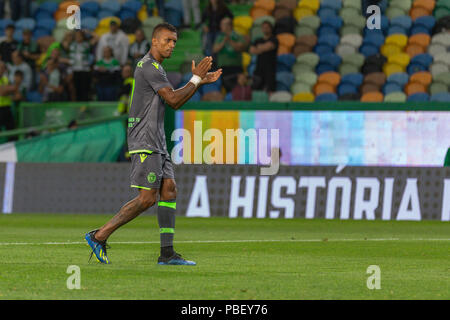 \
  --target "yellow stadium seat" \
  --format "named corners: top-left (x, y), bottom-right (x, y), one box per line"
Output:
top-left (383, 63), bottom-right (405, 77)
top-left (292, 92), bottom-right (315, 102)
top-left (294, 7), bottom-right (314, 20)
top-left (298, 0), bottom-right (320, 12)
top-left (138, 6), bottom-right (149, 22)
top-left (385, 34), bottom-right (408, 48)
top-left (128, 34), bottom-right (136, 44)
top-left (388, 53), bottom-right (411, 67)
top-left (242, 52), bottom-right (251, 70)
top-left (381, 43), bottom-right (403, 57)
top-left (234, 16), bottom-right (253, 30)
